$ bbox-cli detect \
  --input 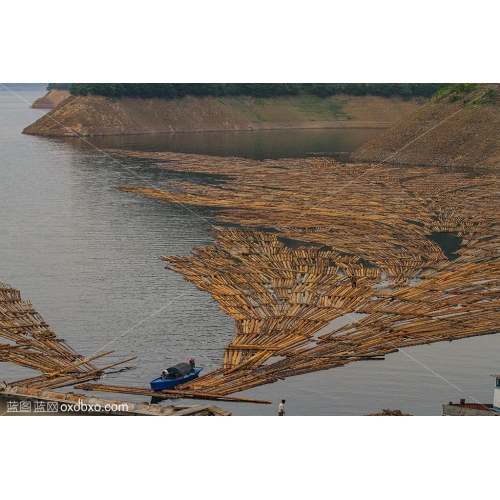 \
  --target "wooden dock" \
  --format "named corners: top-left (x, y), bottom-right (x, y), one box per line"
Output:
top-left (0, 383), bottom-right (231, 416)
